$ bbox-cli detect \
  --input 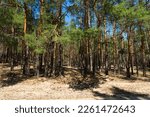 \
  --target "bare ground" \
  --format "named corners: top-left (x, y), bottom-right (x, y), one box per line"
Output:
top-left (0, 63), bottom-right (150, 100)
